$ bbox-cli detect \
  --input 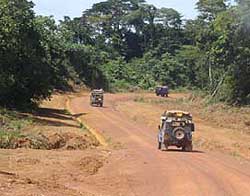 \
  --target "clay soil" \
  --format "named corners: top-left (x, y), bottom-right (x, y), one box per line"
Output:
top-left (1, 92), bottom-right (250, 196)
top-left (0, 94), bottom-right (108, 196)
